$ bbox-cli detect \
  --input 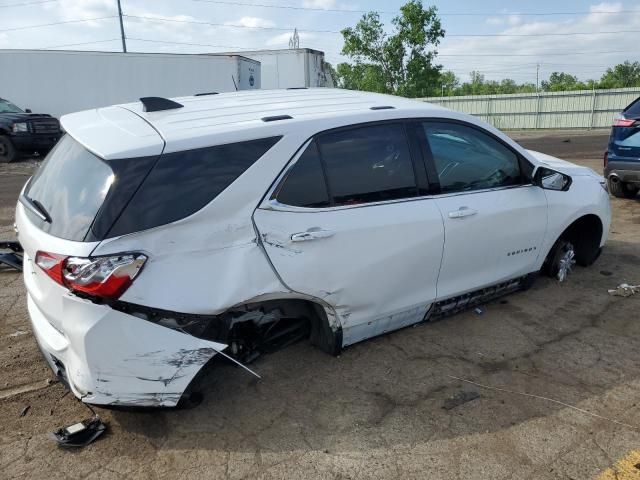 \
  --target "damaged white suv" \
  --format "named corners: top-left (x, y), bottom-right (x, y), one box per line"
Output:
top-left (15, 89), bottom-right (610, 407)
